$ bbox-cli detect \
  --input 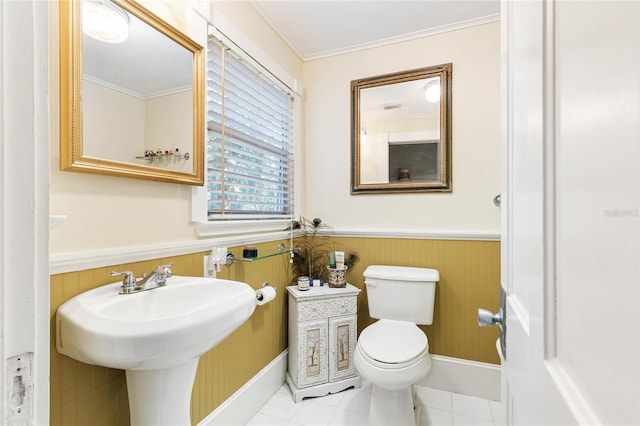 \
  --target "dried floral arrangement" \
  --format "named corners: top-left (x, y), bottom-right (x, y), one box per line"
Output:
top-left (290, 217), bottom-right (358, 284)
